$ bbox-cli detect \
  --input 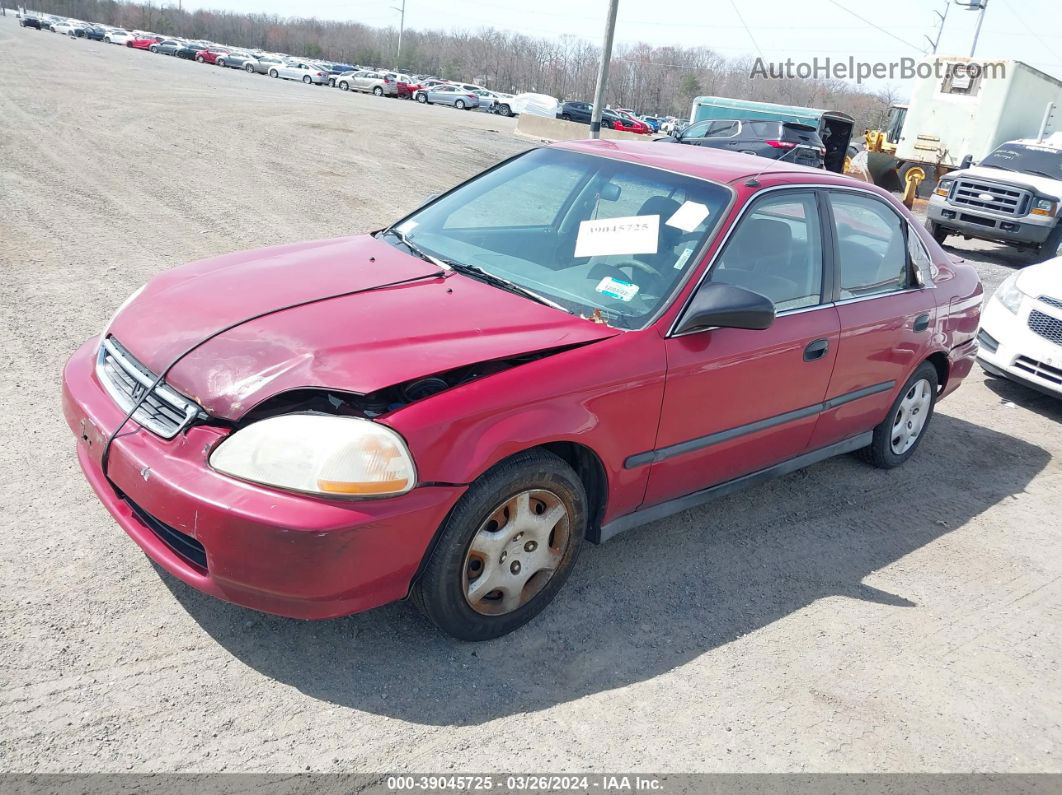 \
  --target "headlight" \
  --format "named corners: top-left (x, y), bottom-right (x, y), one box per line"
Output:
top-left (99, 284), bottom-right (145, 350)
top-left (210, 414), bottom-right (416, 498)
top-left (934, 179), bottom-right (953, 198)
top-left (994, 272), bottom-right (1026, 315)
top-left (1032, 198), bottom-right (1058, 217)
